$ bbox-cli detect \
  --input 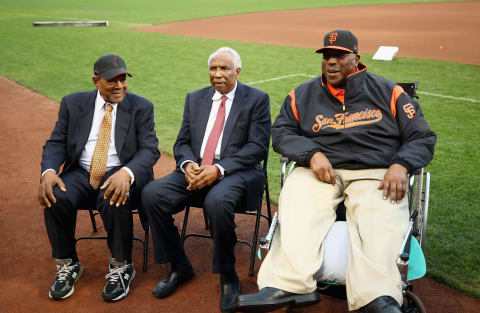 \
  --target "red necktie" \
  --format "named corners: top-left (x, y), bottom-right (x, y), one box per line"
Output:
top-left (202, 95), bottom-right (227, 166)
